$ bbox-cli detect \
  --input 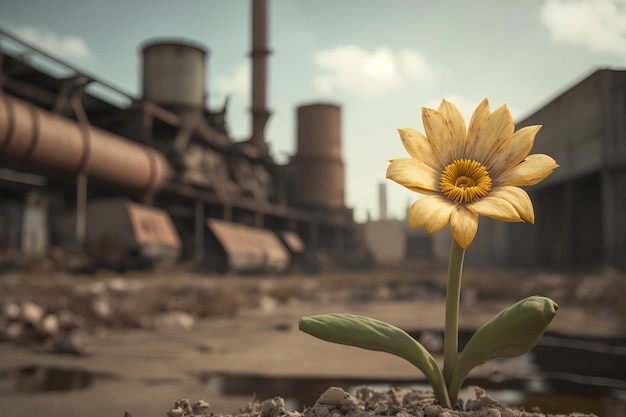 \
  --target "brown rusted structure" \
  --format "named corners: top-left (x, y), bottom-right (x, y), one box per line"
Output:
top-left (0, 0), bottom-right (359, 273)
top-left (0, 94), bottom-right (169, 194)
top-left (249, 0), bottom-right (271, 156)
top-left (291, 104), bottom-right (345, 209)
